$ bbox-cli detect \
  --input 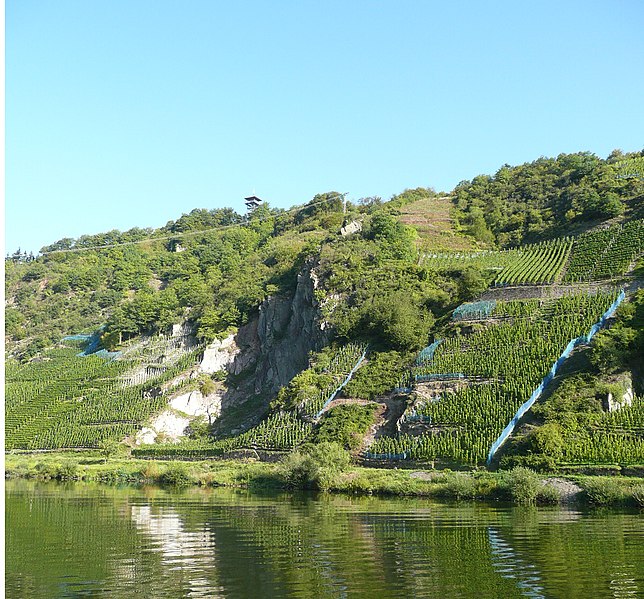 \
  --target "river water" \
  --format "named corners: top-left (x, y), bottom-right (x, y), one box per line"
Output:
top-left (5, 479), bottom-right (643, 598)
